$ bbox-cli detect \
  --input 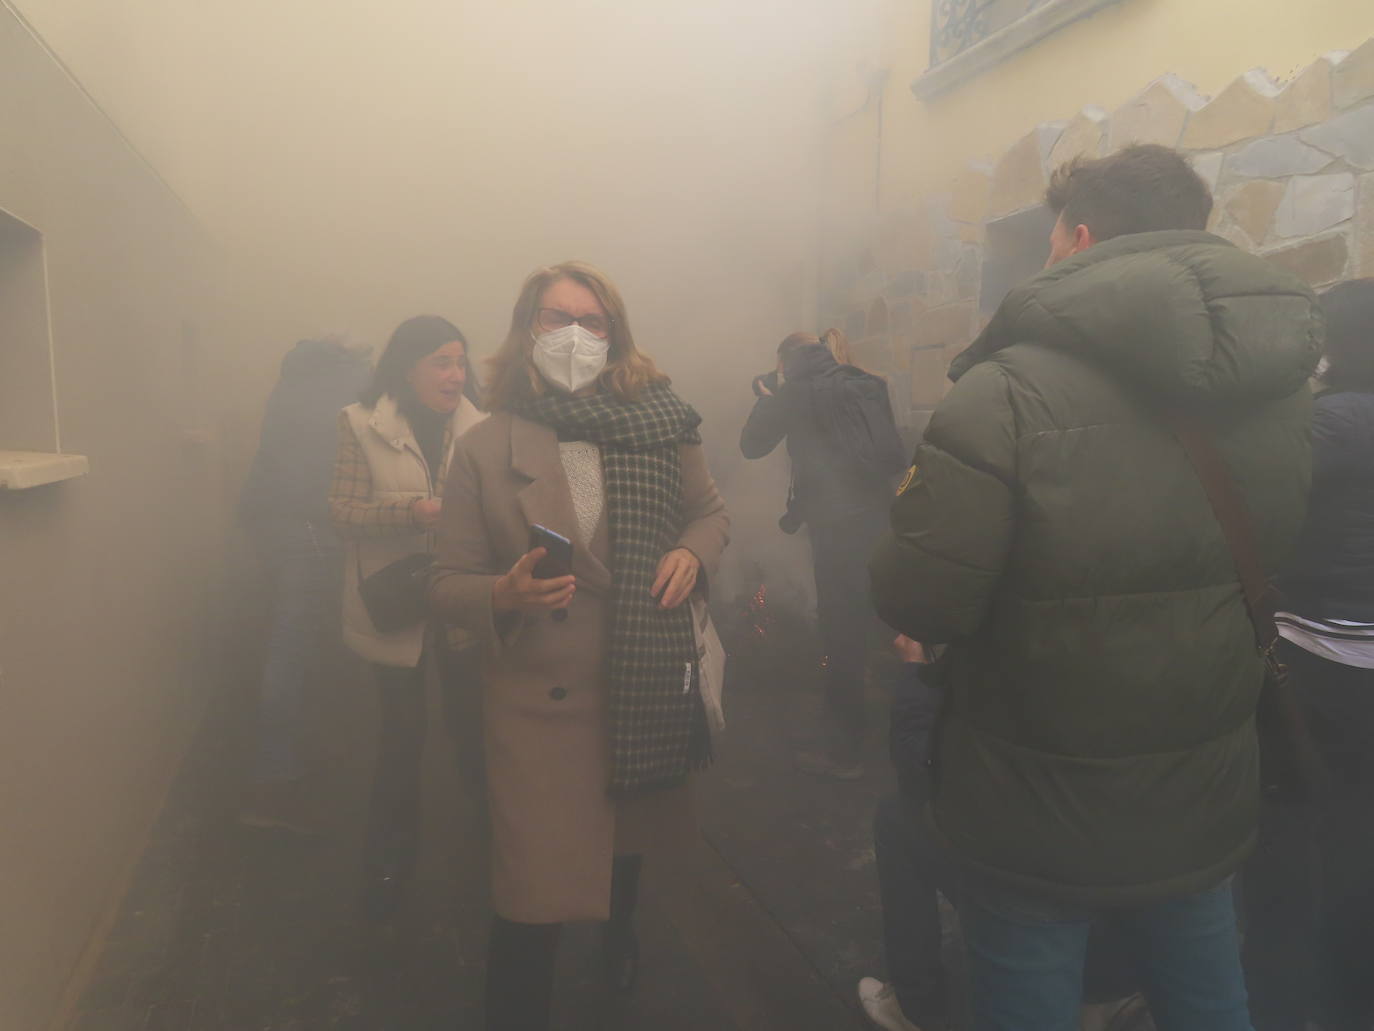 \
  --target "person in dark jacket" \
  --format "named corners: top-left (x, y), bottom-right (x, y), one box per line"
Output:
top-left (869, 145), bottom-right (1321, 1030)
top-left (1245, 278), bottom-right (1374, 1031)
top-left (859, 637), bottom-right (957, 1030)
top-left (237, 336), bottom-right (371, 831)
top-left (859, 637), bottom-right (1143, 1031)
top-left (741, 328), bottom-right (907, 779)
